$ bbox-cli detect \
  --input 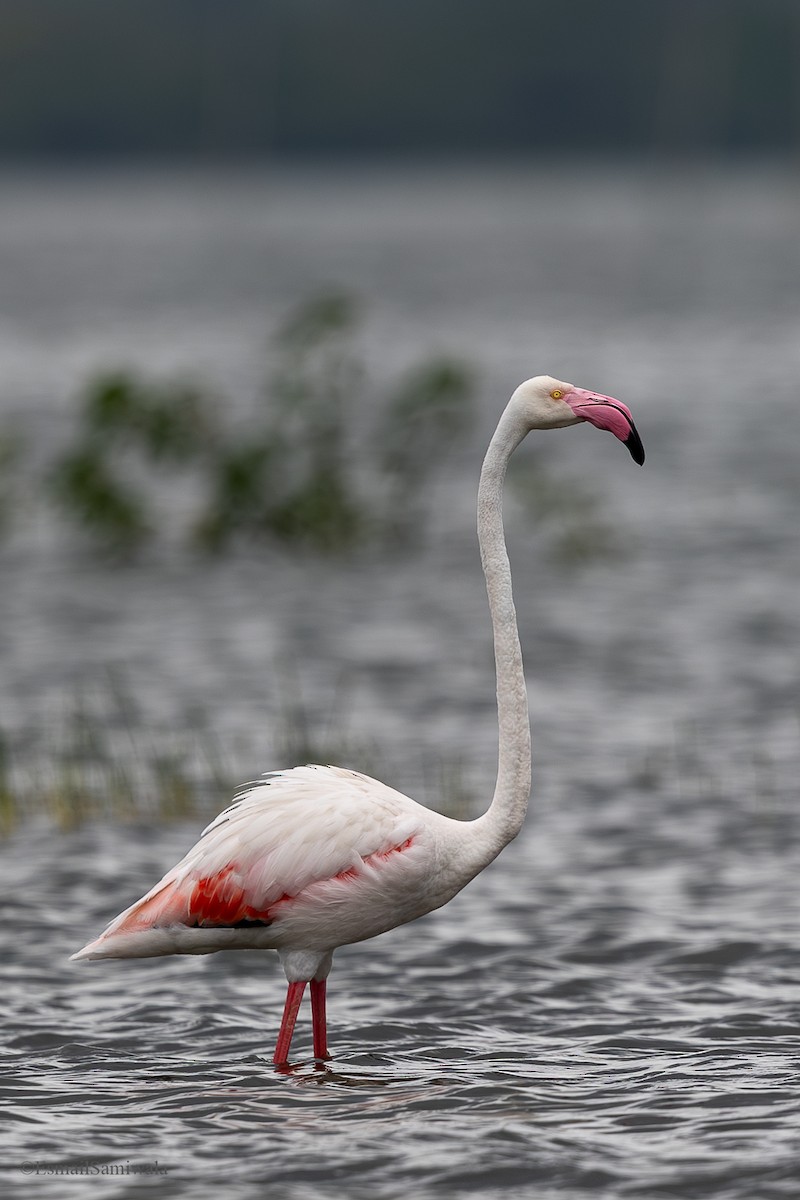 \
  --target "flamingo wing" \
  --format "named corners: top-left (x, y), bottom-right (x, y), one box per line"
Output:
top-left (71, 765), bottom-right (427, 959)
